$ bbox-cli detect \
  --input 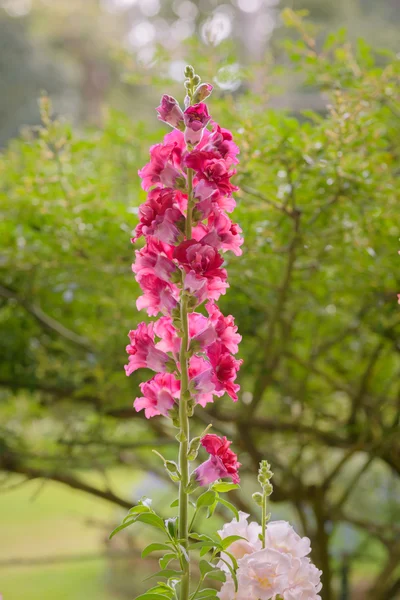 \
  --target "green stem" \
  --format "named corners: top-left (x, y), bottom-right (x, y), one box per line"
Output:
top-left (178, 166), bottom-right (194, 600)
top-left (262, 489), bottom-right (266, 549)
top-left (178, 295), bottom-right (190, 599)
top-left (186, 168), bottom-right (194, 238)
